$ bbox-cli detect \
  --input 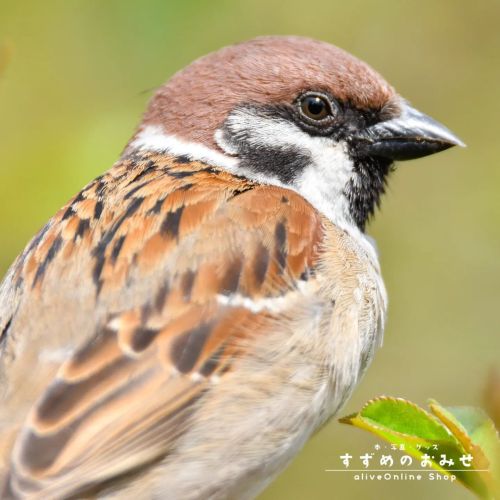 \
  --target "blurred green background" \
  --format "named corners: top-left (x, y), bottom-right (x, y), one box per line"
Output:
top-left (0, 0), bottom-right (498, 498)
